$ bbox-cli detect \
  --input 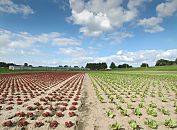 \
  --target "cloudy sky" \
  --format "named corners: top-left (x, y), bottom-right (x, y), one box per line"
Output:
top-left (0, 0), bottom-right (177, 67)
